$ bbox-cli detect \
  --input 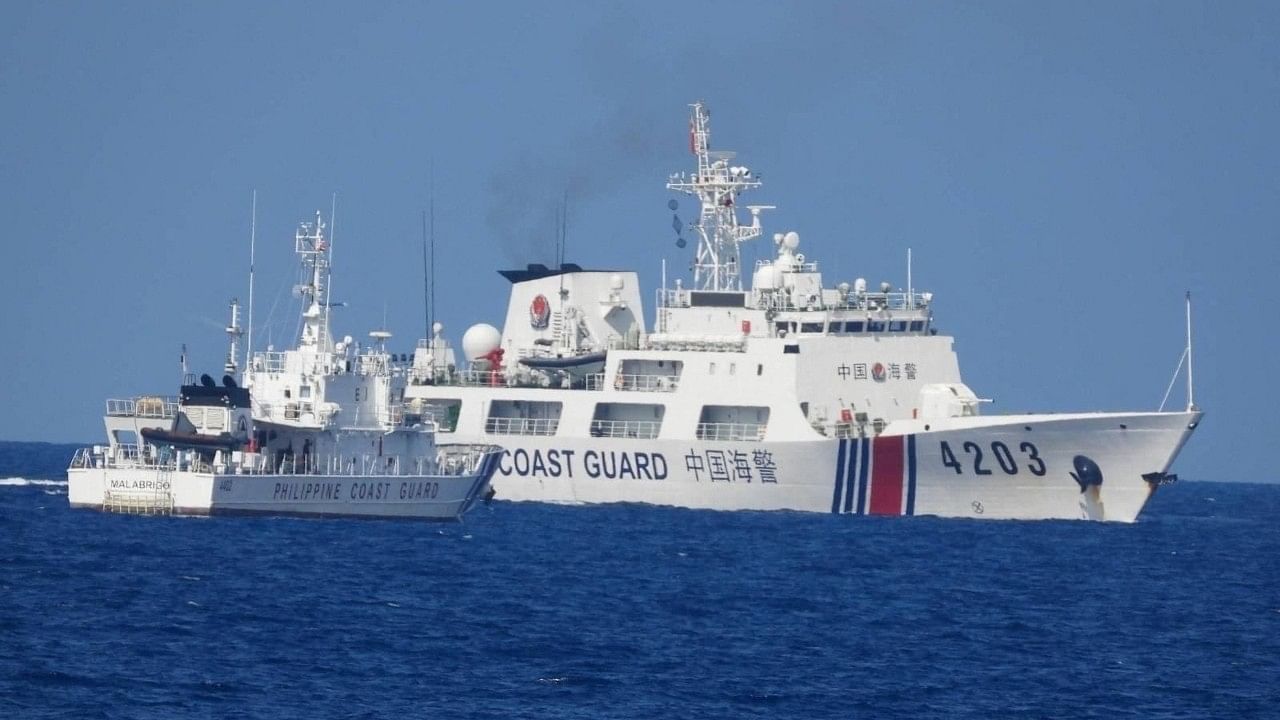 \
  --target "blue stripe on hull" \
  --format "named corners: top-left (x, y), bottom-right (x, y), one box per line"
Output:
top-left (906, 434), bottom-right (917, 516)
top-left (460, 451), bottom-right (499, 515)
top-left (831, 439), bottom-right (847, 514)
top-left (842, 438), bottom-right (859, 514)
top-left (855, 437), bottom-right (870, 515)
